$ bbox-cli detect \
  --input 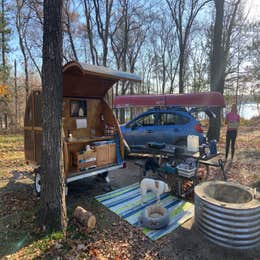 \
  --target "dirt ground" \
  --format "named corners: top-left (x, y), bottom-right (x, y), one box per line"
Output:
top-left (0, 121), bottom-right (260, 259)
